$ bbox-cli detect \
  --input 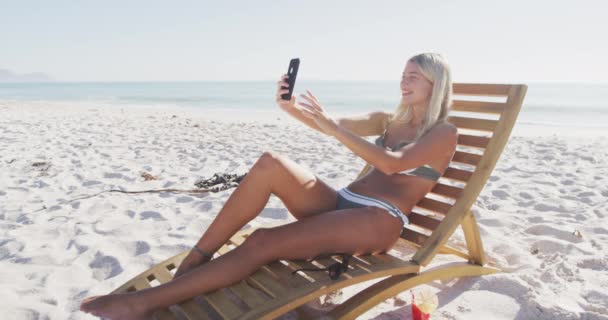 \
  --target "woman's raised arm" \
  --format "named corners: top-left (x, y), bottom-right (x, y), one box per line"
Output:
top-left (336, 111), bottom-right (391, 137)
top-left (275, 74), bottom-right (325, 133)
top-left (275, 74), bottom-right (391, 136)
